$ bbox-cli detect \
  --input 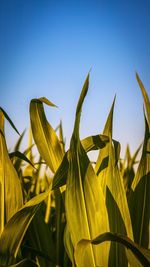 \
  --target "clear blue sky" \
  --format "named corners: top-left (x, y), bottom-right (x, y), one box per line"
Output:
top-left (0, 0), bottom-right (150, 156)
